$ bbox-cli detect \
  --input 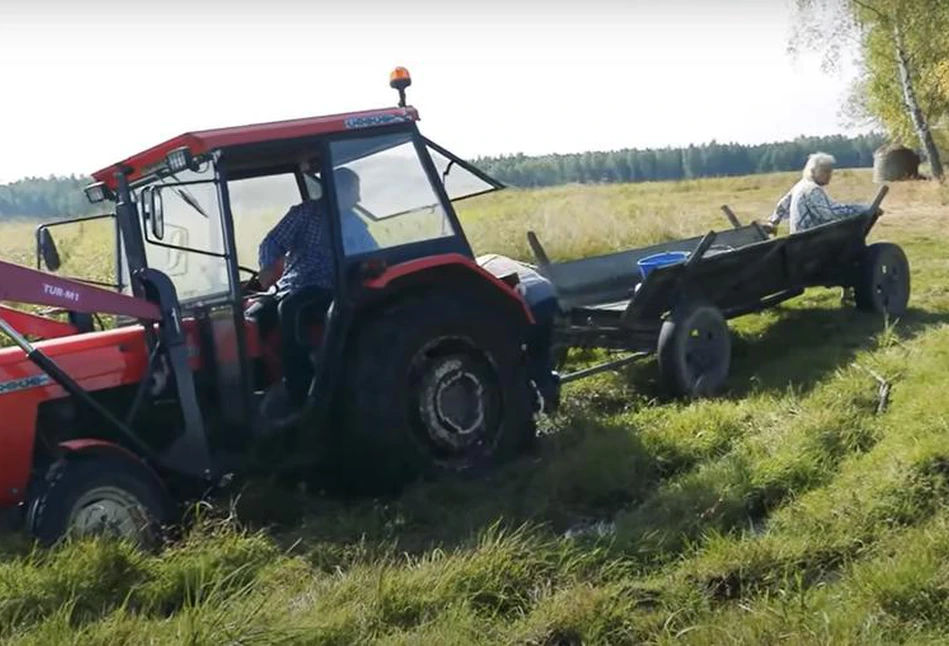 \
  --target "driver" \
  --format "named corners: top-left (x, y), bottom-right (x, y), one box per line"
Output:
top-left (247, 166), bottom-right (372, 410)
